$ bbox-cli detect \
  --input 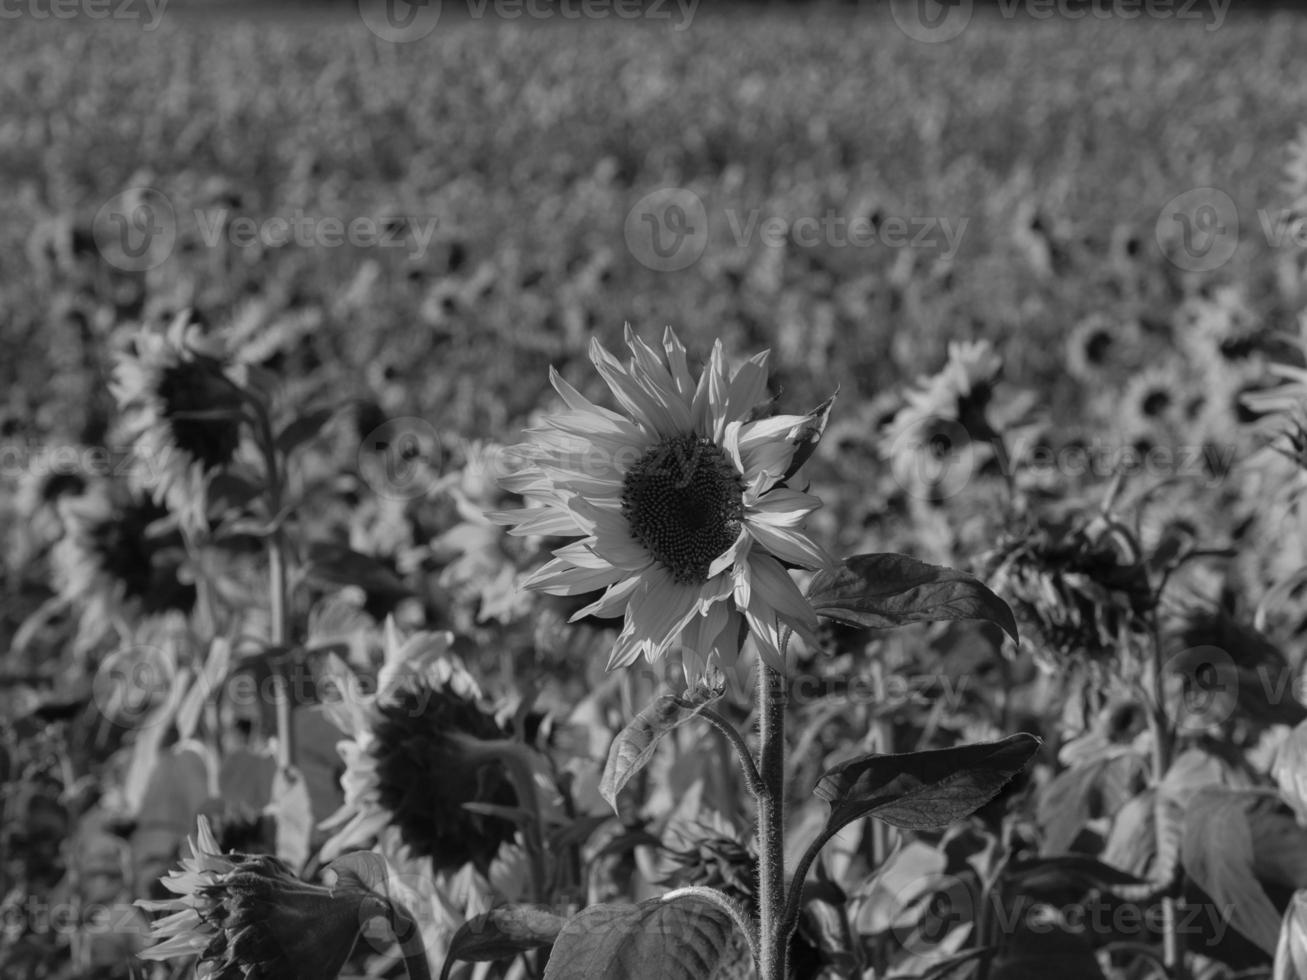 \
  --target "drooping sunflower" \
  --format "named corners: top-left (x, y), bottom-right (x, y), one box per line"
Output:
top-left (52, 480), bottom-right (196, 652)
top-left (111, 310), bottom-right (250, 533)
top-left (980, 516), bottom-right (1155, 677)
top-left (490, 326), bottom-right (830, 680)
top-left (138, 816), bottom-right (387, 980)
top-left (319, 624), bottom-right (524, 874)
